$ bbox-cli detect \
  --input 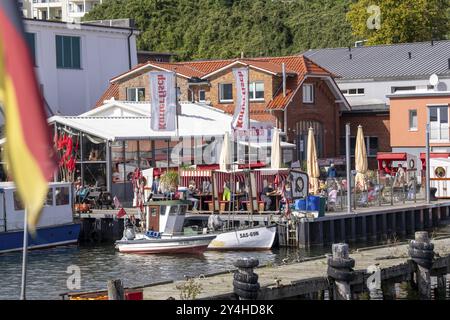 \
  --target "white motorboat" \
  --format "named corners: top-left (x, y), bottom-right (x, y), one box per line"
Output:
top-left (207, 215), bottom-right (276, 250)
top-left (115, 200), bottom-right (216, 254)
